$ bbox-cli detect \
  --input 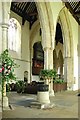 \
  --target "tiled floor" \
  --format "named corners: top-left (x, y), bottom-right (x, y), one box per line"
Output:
top-left (2, 90), bottom-right (79, 119)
